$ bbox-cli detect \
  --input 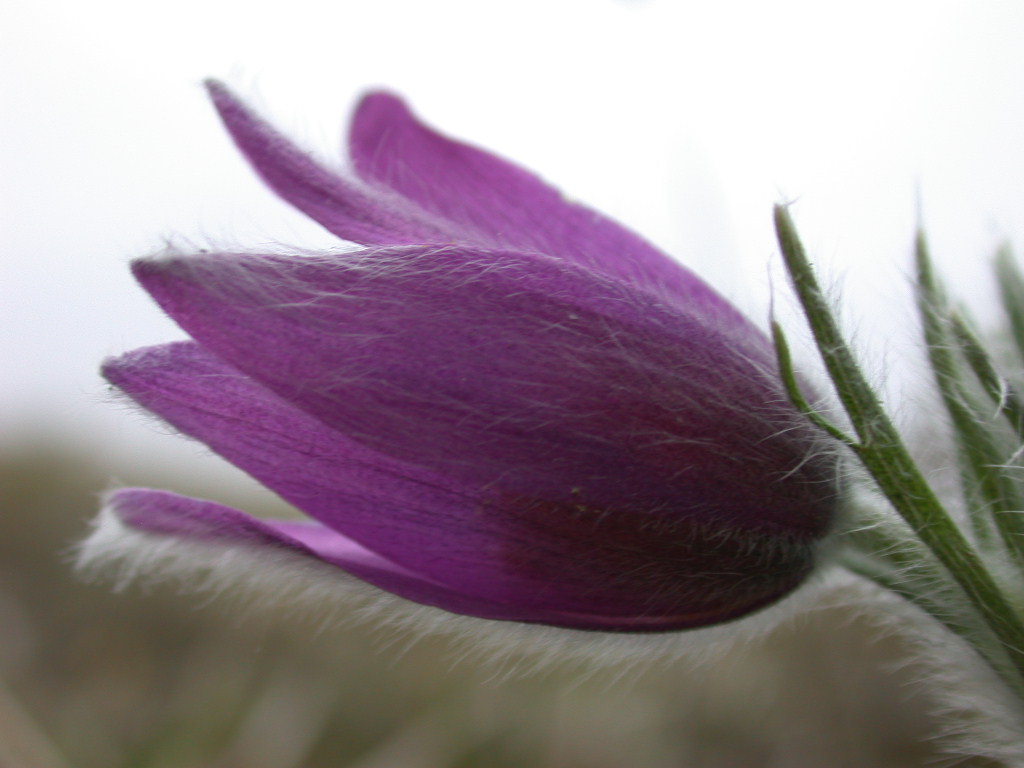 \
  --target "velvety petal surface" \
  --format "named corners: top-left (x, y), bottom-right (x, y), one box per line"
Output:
top-left (131, 247), bottom-right (836, 541)
top-left (349, 92), bottom-right (752, 328)
top-left (103, 487), bottom-right (527, 620)
top-left (206, 81), bottom-right (451, 247)
top-left (103, 342), bottom-right (515, 593)
top-left (105, 487), bottom-right (804, 629)
top-left (104, 342), bottom-right (818, 629)
top-left (95, 83), bottom-right (842, 634)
